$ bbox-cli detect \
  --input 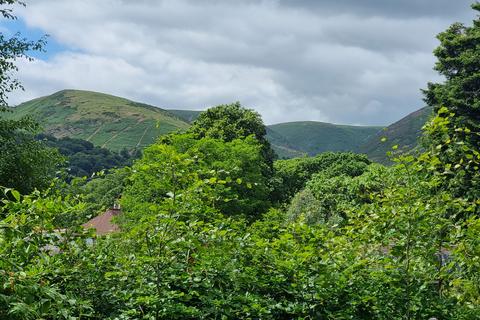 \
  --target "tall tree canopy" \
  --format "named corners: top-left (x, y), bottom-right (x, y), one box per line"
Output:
top-left (423, 3), bottom-right (480, 200)
top-left (423, 3), bottom-right (480, 148)
top-left (188, 102), bottom-right (276, 169)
